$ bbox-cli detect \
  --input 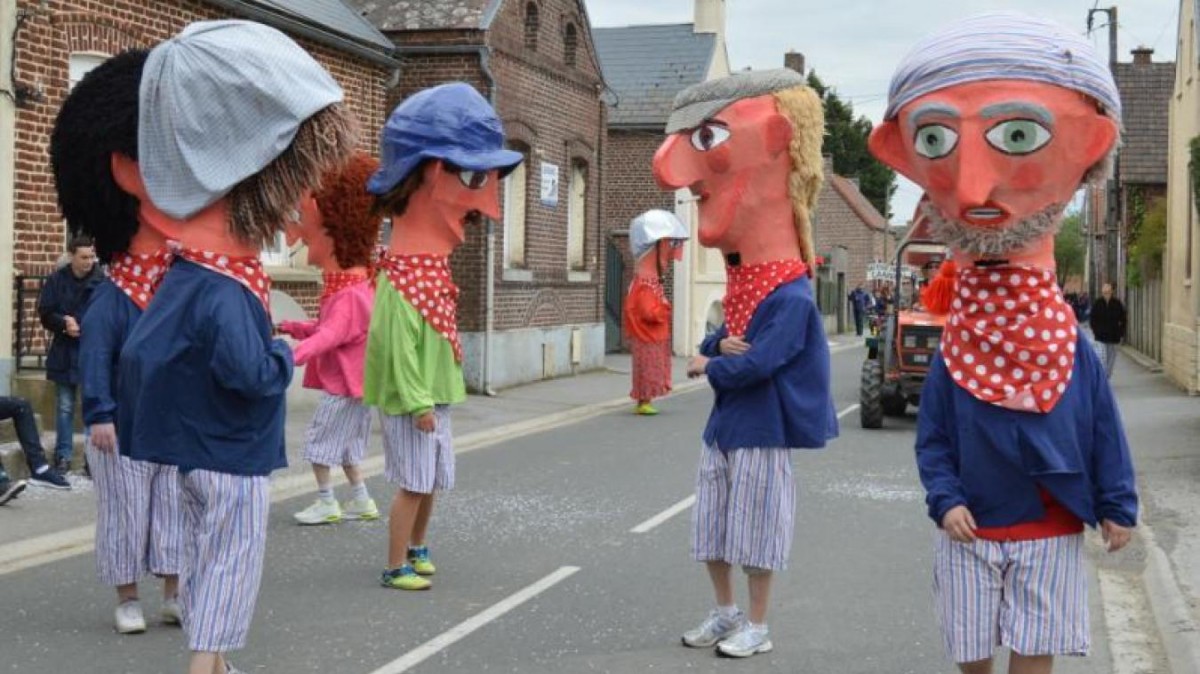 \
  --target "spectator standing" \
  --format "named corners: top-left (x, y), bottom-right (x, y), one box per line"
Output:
top-left (0, 395), bottom-right (71, 489)
top-left (1090, 283), bottom-right (1127, 379)
top-left (848, 285), bottom-right (871, 336)
top-left (37, 236), bottom-right (102, 473)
